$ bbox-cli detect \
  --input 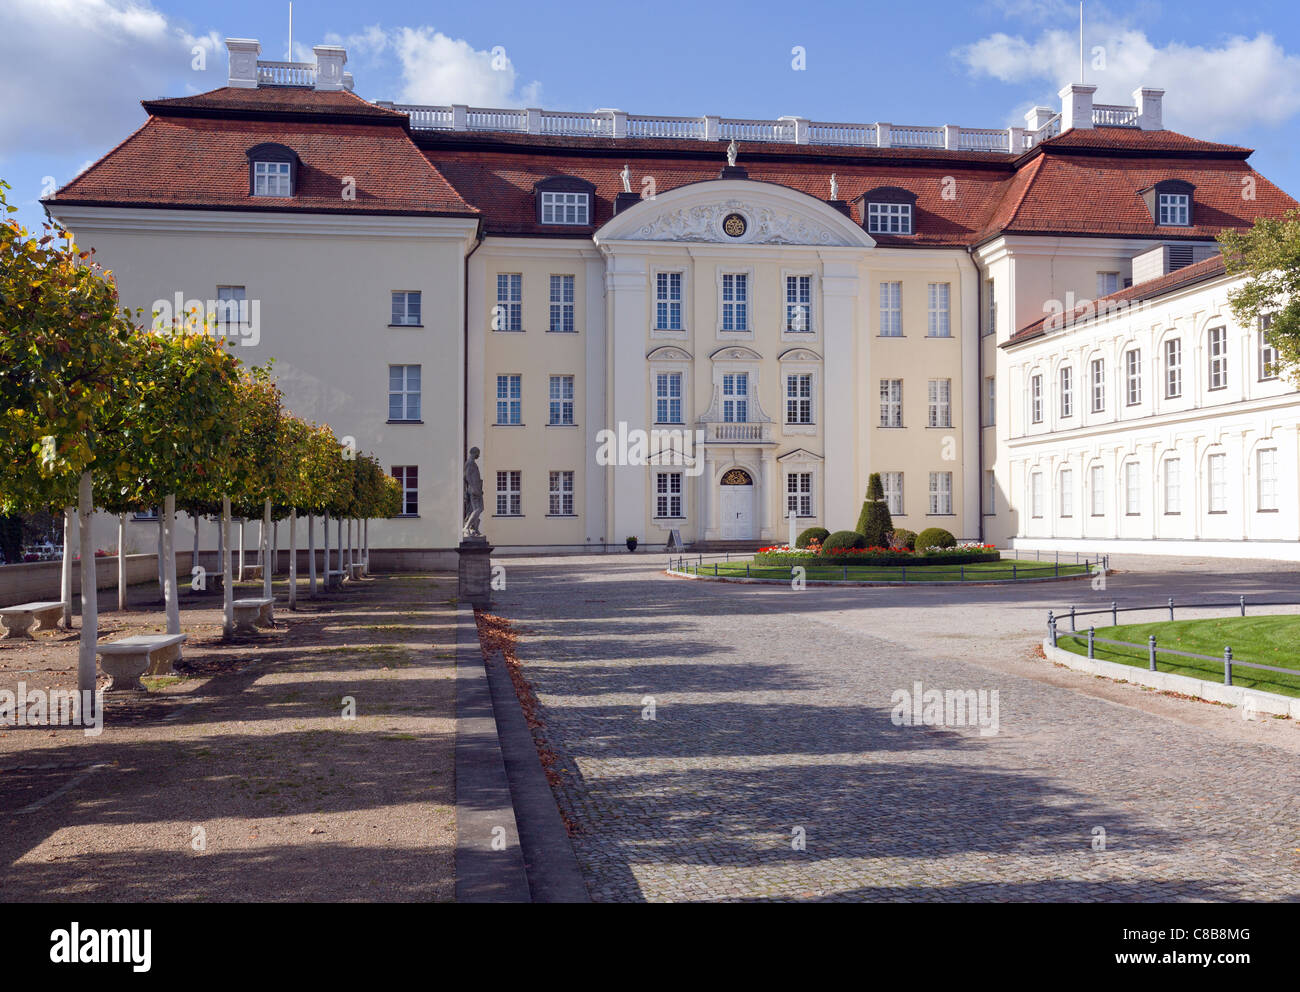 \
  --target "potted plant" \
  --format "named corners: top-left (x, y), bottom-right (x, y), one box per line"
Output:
top-left (625, 536), bottom-right (638, 552)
